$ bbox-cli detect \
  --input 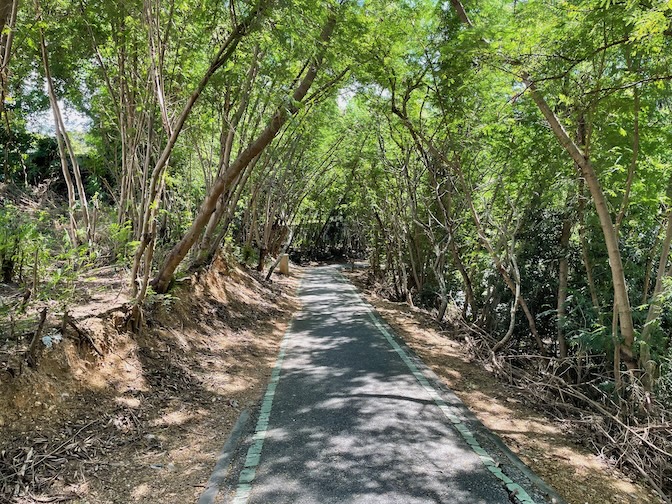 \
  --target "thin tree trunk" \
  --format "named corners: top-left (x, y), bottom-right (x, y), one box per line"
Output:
top-left (436, 266), bottom-right (449, 322)
top-left (449, 239), bottom-right (476, 319)
top-left (36, 0), bottom-right (92, 243)
top-left (612, 300), bottom-right (622, 391)
top-left (391, 100), bottom-right (546, 352)
top-left (0, 0), bottom-right (16, 81)
top-left (577, 178), bottom-right (601, 317)
top-left (523, 74), bottom-right (636, 368)
top-left (448, 0), bottom-right (472, 26)
top-left (27, 307), bottom-right (48, 367)
top-left (265, 227), bottom-right (294, 281)
top-left (407, 234), bottom-right (423, 294)
top-left (461, 172), bottom-right (545, 354)
top-left (0, 1), bottom-right (13, 43)
top-left (0, 0), bottom-right (18, 101)
top-left (146, 0), bottom-right (173, 137)
top-left (37, 16), bottom-right (78, 244)
top-left (130, 115), bottom-right (156, 297)
top-left (54, 106), bottom-right (92, 243)
top-left (429, 163), bottom-right (476, 320)
top-left (203, 157), bottom-right (259, 264)
top-left (639, 206), bottom-right (672, 377)
top-left (196, 53), bottom-right (260, 261)
top-left (641, 224), bottom-right (661, 305)
top-left (397, 242), bottom-right (412, 306)
top-left (0, 0), bottom-right (19, 180)
top-left (557, 193), bottom-right (573, 358)
top-left (131, 3), bottom-right (267, 300)
top-left (615, 87), bottom-right (639, 231)
top-left (429, 239), bottom-right (450, 322)
top-left (493, 256), bottom-right (521, 353)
